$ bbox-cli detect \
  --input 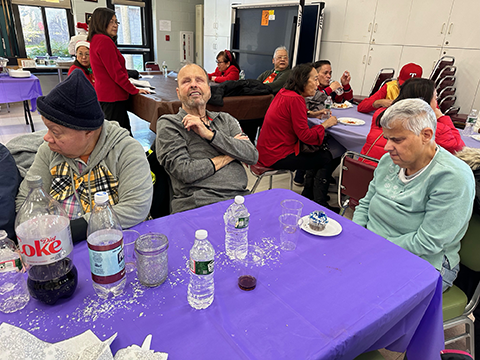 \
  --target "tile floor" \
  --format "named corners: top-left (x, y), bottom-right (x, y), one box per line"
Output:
top-left (0, 101), bottom-right (473, 359)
